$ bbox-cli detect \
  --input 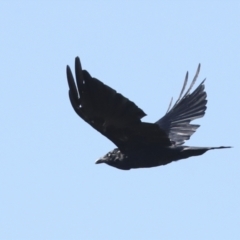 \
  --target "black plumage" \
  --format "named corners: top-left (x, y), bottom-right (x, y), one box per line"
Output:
top-left (66, 57), bottom-right (231, 170)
